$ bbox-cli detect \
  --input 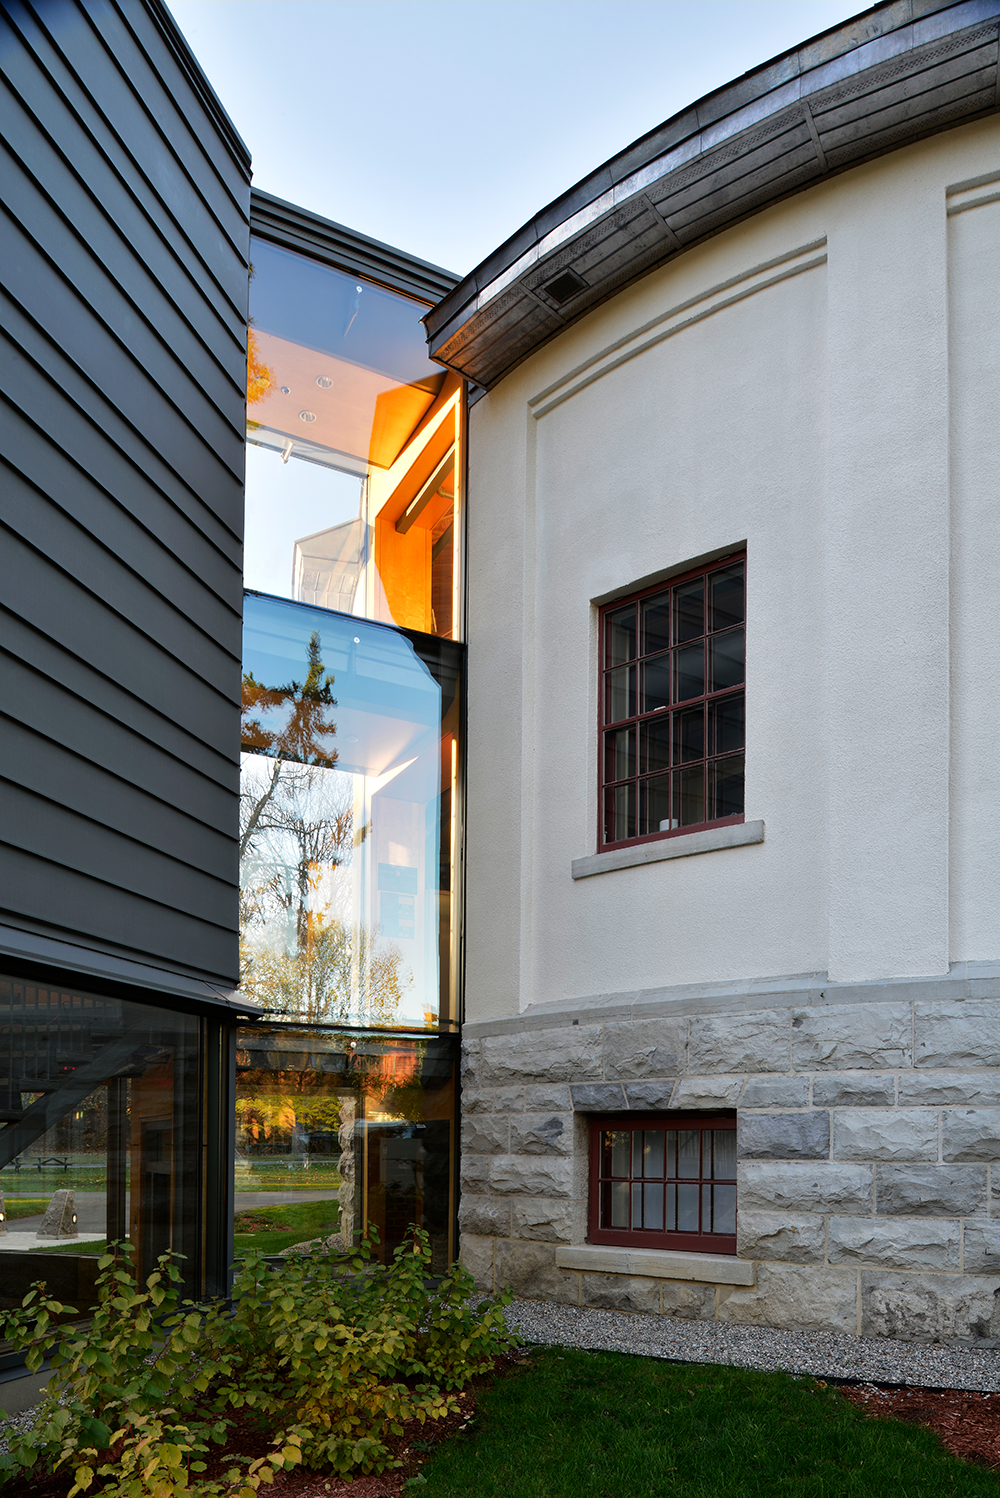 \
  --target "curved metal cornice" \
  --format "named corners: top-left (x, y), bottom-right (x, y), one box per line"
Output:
top-left (426, 0), bottom-right (1000, 389)
top-left (251, 190), bottom-right (460, 306)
